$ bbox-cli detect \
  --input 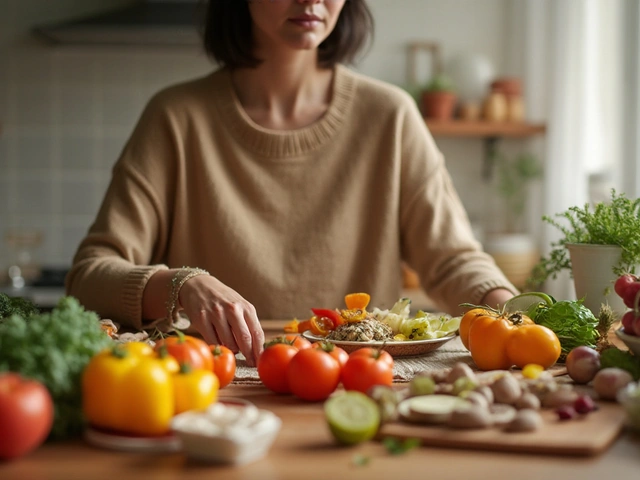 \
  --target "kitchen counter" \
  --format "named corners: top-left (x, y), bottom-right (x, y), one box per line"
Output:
top-left (1, 388), bottom-right (638, 480)
top-left (1, 321), bottom-right (638, 479)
